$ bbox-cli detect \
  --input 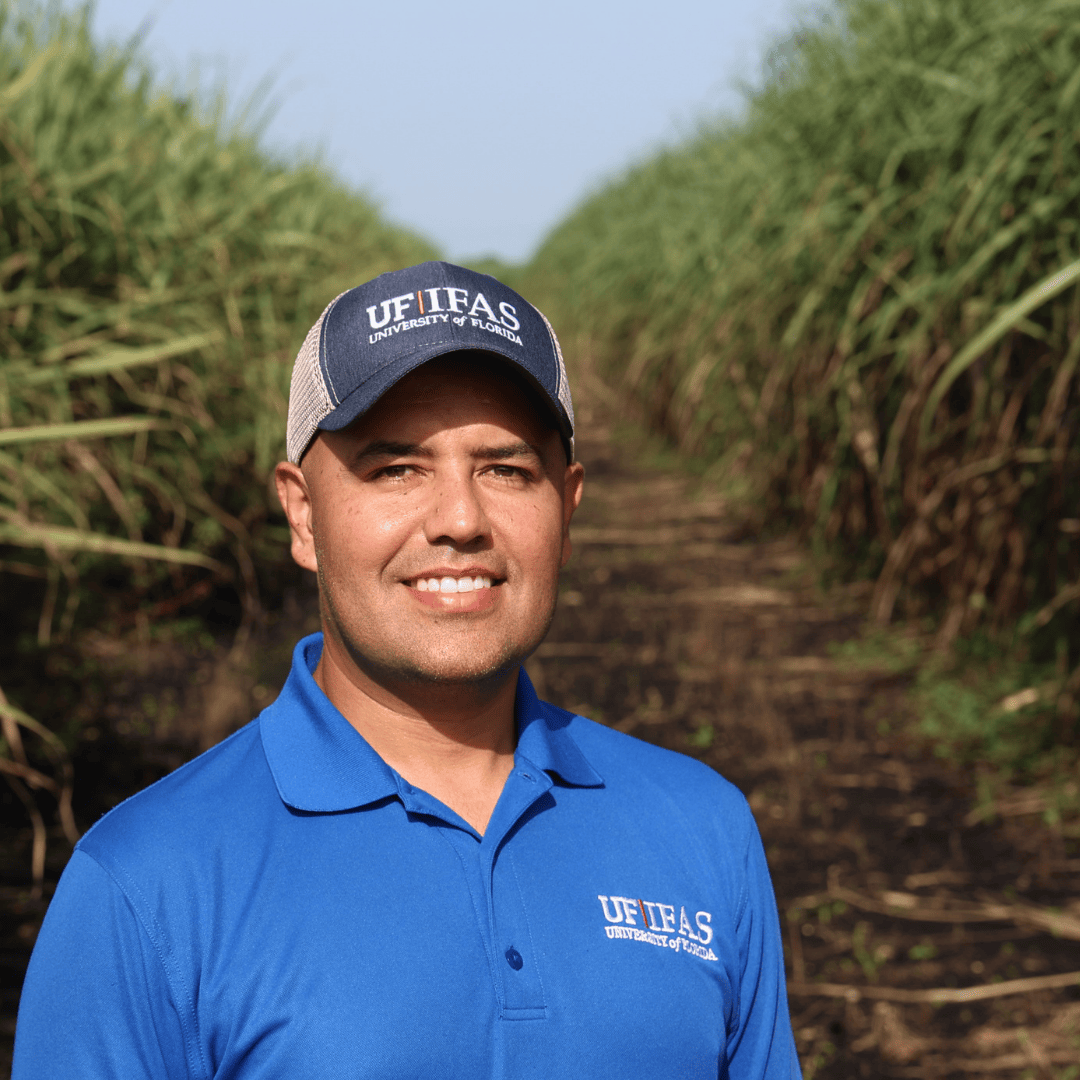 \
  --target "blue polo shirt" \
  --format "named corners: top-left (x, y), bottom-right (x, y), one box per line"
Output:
top-left (15, 634), bottom-right (800, 1079)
